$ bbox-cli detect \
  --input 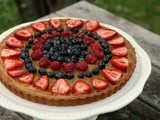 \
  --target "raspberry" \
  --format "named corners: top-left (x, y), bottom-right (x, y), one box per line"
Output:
top-left (75, 33), bottom-right (85, 39)
top-left (84, 36), bottom-right (95, 46)
top-left (41, 33), bottom-right (52, 40)
top-left (50, 61), bottom-right (61, 70)
top-left (76, 60), bottom-right (88, 71)
top-left (51, 31), bottom-right (61, 38)
top-left (91, 43), bottom-right (104, 51)
top-left (85, 54), bottom-right (97, 64)
top-left (32, 42), bottom-right (44, 51)
top-left (31, 49), bottom-right (43, 60)
top-left (61, 30), bottom-right (72, 38)
top-left (93, 50), bottom-right (104, 60)
top-left (39, 57), bottom-right (50, 68)
top-left (63, 62), bottom-right (75, 73)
